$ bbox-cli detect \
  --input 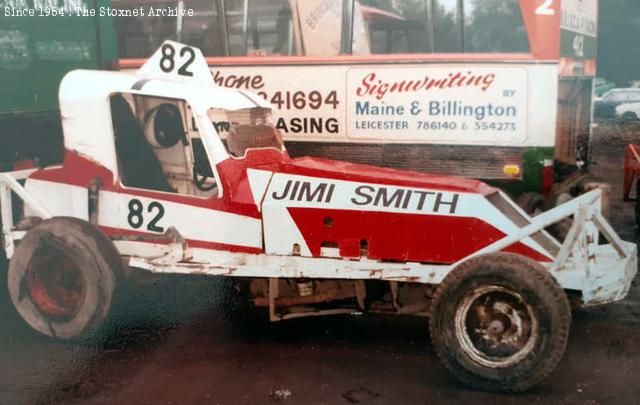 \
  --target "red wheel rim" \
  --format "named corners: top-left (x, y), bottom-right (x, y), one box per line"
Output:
top-left (26, 245), bottom-right (86, 320)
